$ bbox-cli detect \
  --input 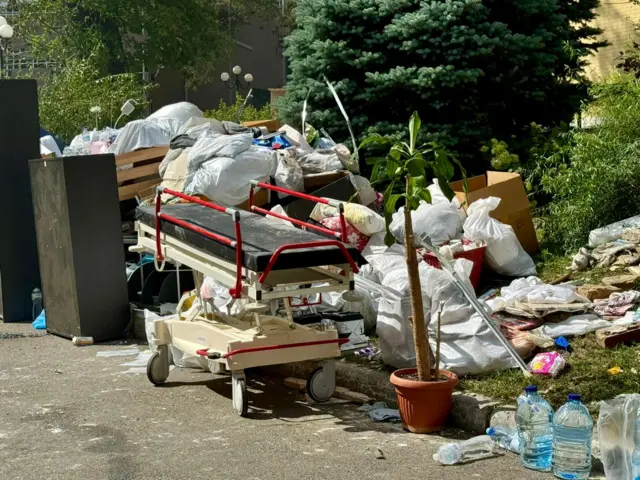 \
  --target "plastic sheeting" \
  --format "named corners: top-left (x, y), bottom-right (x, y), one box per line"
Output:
top-left (463, 197), bottom-right (536, 277)
top-left (598, 394), bottom-right (640, 480)
top-left (589, 215), bottom-right (640, 248)
top-left (109, 119), bottom-right (175, 155)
